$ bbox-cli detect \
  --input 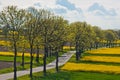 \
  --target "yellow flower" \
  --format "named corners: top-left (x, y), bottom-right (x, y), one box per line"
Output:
top-left (8, 31), bottom-right (18, 35)
top-left (62, 62), bottom-right (120, 74)
top-left (82, 56), bottom-right (120, 63)
top-left (87, 47), bottom-right (120, 54)
top-left (0, 52), bottom-right (43, 57)
top-left (63, 46), bottom-right (75, 50)
top-left (0, 40), bottom-right (10, 46)
top-left (0, 30), bottom-right (2, 32)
